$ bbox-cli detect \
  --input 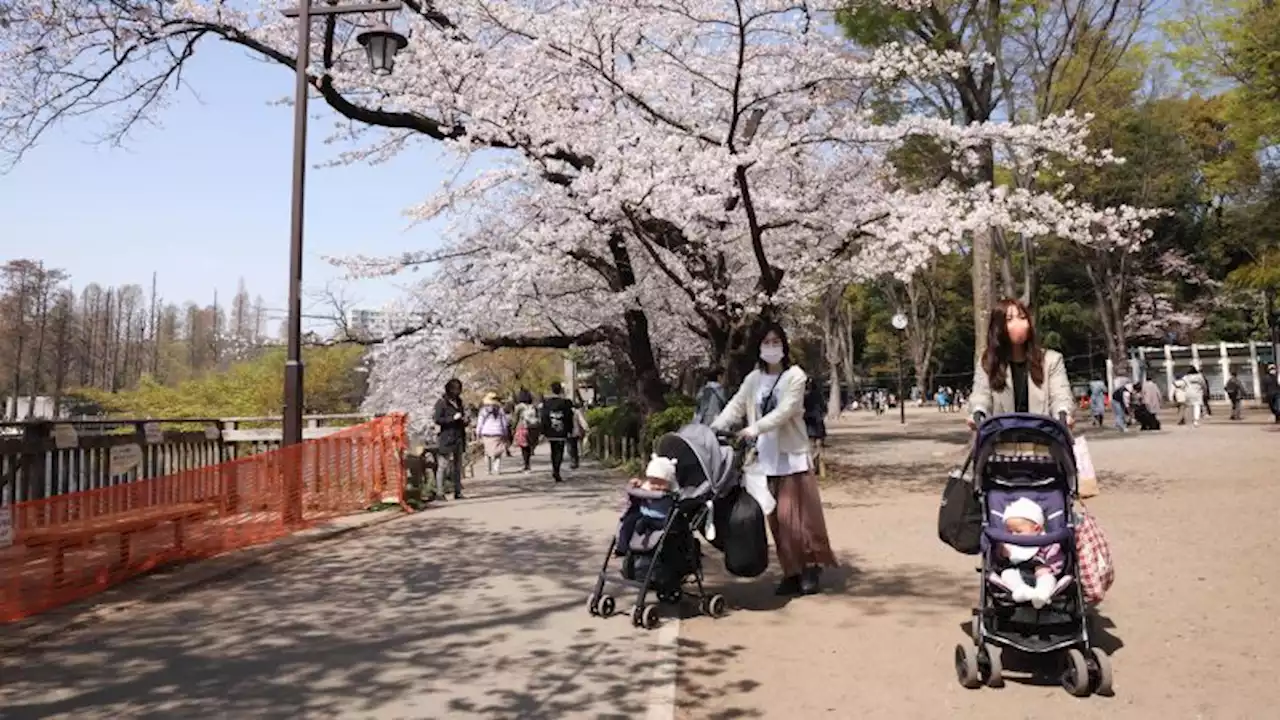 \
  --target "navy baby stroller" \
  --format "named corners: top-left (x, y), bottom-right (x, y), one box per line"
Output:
top-left (587, 424), bottom-right (744, 630)
top-left (955, 412), bottom-right (1114, 697)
